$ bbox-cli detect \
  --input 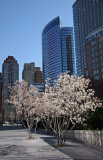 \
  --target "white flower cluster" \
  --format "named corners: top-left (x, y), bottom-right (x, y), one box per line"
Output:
top-left (40, 72), bottom-right (96, 124)
top-left (7, 73), bottom-right (97, 144)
